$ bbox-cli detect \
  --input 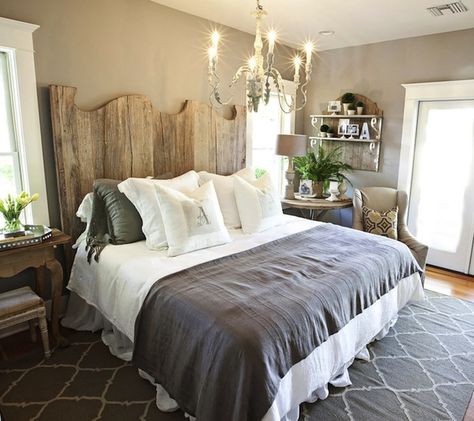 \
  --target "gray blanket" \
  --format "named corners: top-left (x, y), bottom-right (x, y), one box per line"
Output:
top-left (133, 224), bottom-right (422, 421)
